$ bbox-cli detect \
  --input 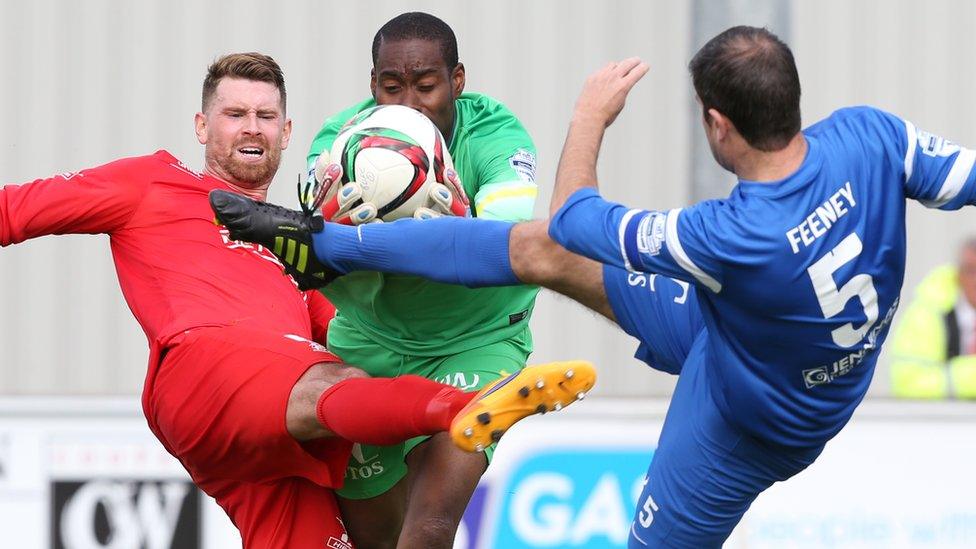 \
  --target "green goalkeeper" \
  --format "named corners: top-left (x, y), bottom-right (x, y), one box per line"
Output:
top-left (306, 12), bottom-right (540, 549)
